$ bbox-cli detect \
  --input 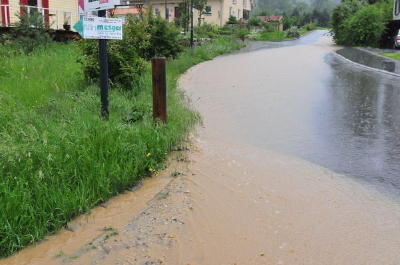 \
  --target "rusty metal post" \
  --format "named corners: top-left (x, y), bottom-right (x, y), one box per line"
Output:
top-left (152, 57), bottom-right (167, 123)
